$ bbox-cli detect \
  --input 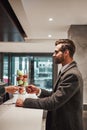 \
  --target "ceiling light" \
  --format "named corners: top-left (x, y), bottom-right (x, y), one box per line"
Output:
top-left (49, 18), bottom-right (53, 21)
top-left (48, 34), bottom-right (52, 38)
